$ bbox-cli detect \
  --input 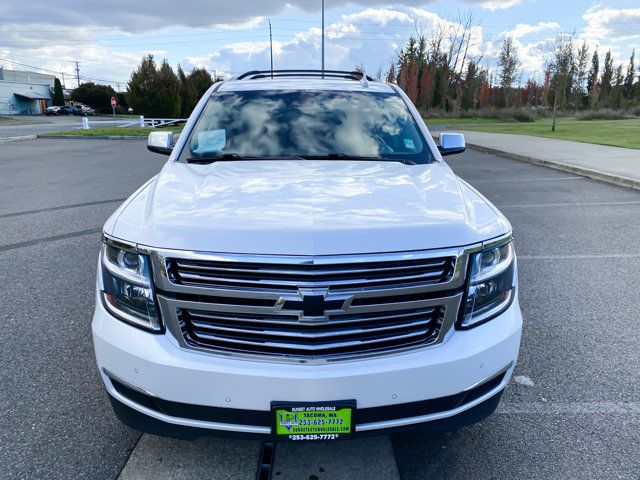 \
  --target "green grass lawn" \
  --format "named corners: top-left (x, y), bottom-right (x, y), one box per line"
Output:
top-left (41, 125), bottom-right (184, 137)
top-left (448, 117), bottom-right (640, 149)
